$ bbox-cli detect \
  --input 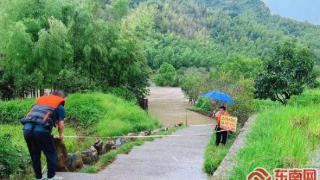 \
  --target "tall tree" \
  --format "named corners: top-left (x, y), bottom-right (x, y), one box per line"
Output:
top-left (255, 41), bottom-right (315, 104)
